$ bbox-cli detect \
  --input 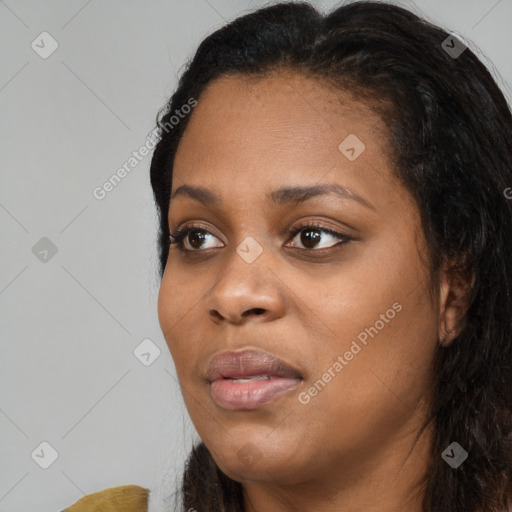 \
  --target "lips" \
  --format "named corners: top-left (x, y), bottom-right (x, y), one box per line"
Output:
top-left (205, 349), bottom-right (303, 382)
top-left (205, 349), bottom-right (303, 410)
